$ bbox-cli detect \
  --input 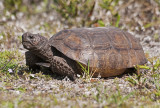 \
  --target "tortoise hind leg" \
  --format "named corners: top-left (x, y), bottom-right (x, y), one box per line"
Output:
top-left (25, 51), bottom-right (44, 71)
